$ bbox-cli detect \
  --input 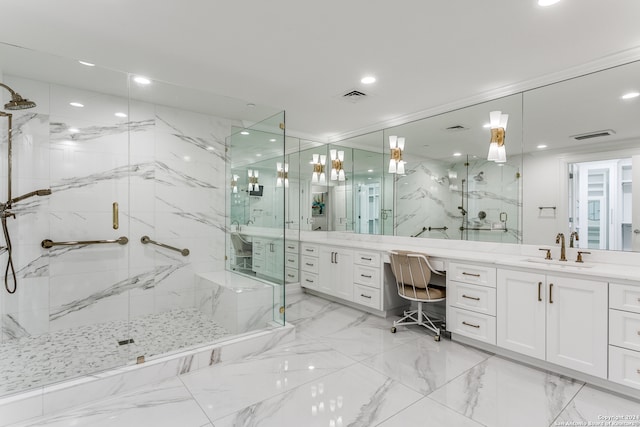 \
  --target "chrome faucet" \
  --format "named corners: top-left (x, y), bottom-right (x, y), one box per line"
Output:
top-left (569, 231), bottom-right (579, 248)
top-left (555, 233), bottom-right (567, 261)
